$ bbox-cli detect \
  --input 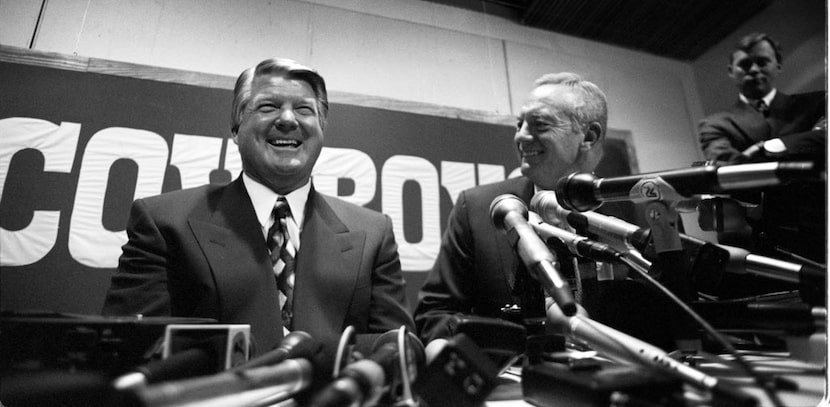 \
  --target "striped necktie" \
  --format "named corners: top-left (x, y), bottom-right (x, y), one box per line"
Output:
top-left (267, 198), bottom-right (296, 330)
top-left (752, 99), bottom-right (770, 117)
